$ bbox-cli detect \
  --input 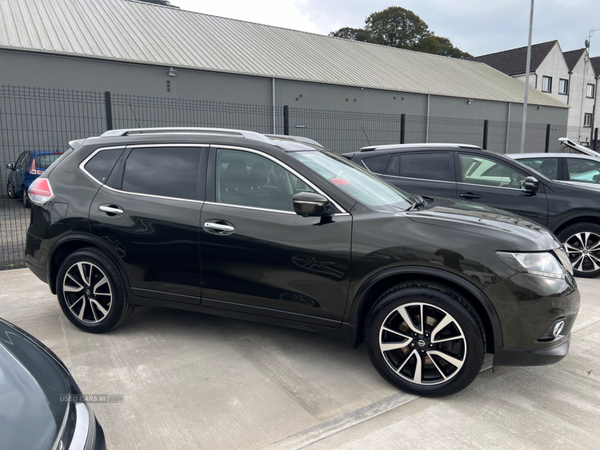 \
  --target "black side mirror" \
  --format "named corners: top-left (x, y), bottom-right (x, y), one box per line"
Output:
top-left (524, 176), bottom-right (539, 192)
top-left (6, 163), bottom-right (13, 171)
top-left (293, 192), bottom-right (330, 217)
